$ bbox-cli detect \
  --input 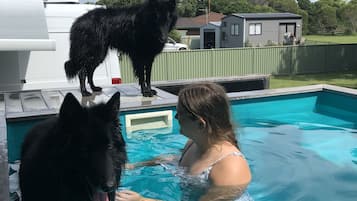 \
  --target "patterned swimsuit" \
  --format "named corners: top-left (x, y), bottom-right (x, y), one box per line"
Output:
top-left (161, 142), bottom-right (254, 201)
